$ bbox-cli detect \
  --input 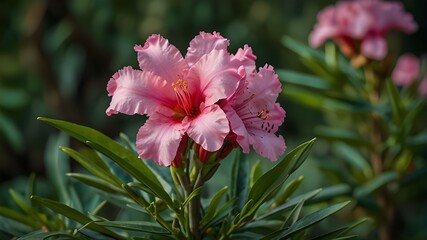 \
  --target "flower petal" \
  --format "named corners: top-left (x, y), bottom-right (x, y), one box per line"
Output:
top-left (392, 54), bottom-right (420, 86)
top-left (248, 104), bottom-right (286, 160)
top-left (136, 114), bottom-right (188, 166)
top-left (222, 104), bottom-right (250, 154)
top-left (134, 34), bottom-right (188, 83)
top-left (186, 50), bottom-right (245, 106)
top-left (185, 31), bottom-right (229, 67)
top-left (235, 65), bottom-right (281, 110)
top-left (231, 45), bottom-right (257, 76)
top-left (186, 104), bottom-right (229, 152)
top-left (106, 66), bottom-right (176, 116)
top-left (361, 34), bottom-right (387, 60)
top-left (250, 130), bottom-right (286, 161)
